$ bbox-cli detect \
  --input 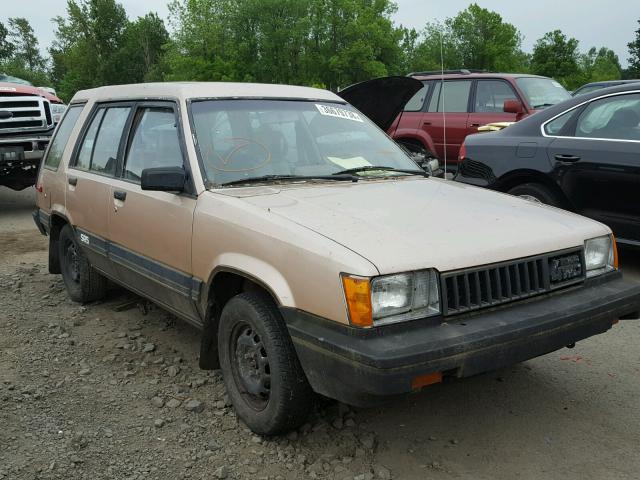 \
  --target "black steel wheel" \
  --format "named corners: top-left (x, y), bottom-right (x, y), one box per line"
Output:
top-left (58, 225), bottom-right (107, 303)
top-left (218, 292), bottom-right (313, 435)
